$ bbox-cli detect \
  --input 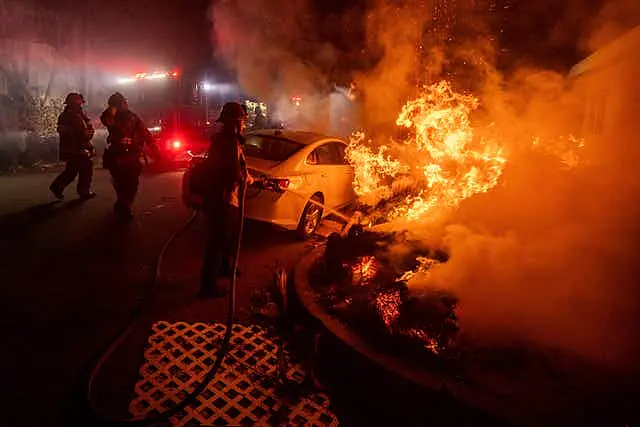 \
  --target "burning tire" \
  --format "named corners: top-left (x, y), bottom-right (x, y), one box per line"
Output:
top-left (296, 194), bottom-right (323, 240)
